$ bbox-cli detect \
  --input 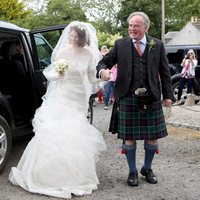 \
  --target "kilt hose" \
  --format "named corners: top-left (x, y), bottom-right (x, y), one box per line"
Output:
top-left (109, 94), bottom-right (168, 141)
